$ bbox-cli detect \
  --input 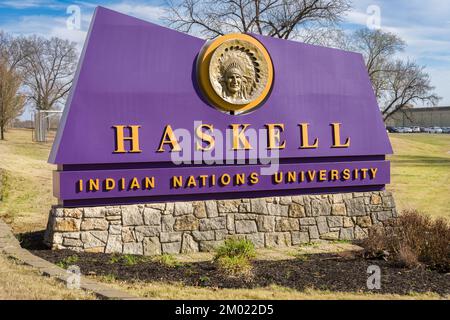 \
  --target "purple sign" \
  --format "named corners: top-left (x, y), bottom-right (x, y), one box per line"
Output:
top-left (50, 7), bottom-right (392, 207)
